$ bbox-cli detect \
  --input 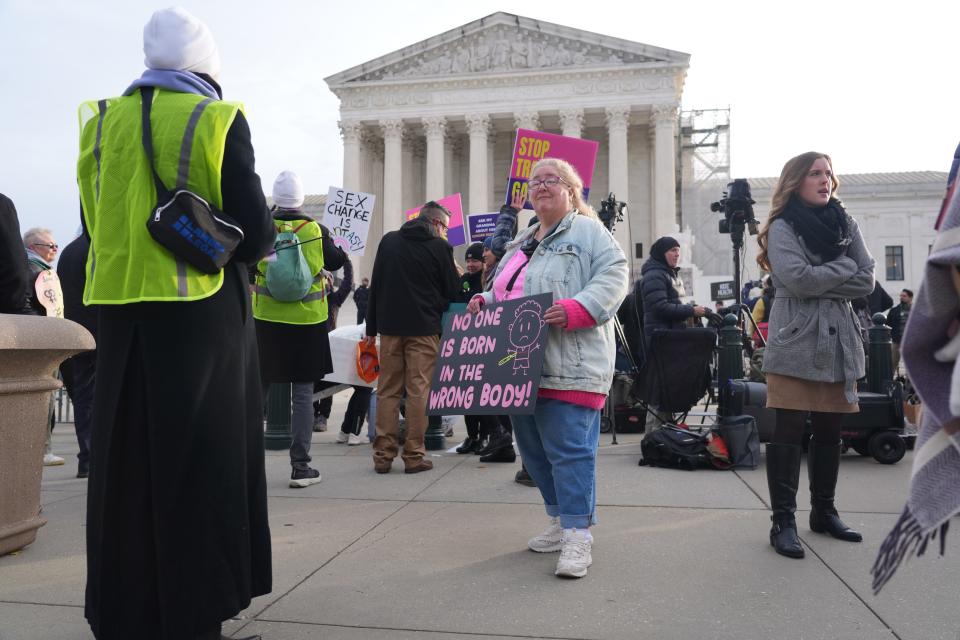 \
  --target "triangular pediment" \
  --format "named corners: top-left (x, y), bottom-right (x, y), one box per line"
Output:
top-left (325, 12), bottom-right (689, 87)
